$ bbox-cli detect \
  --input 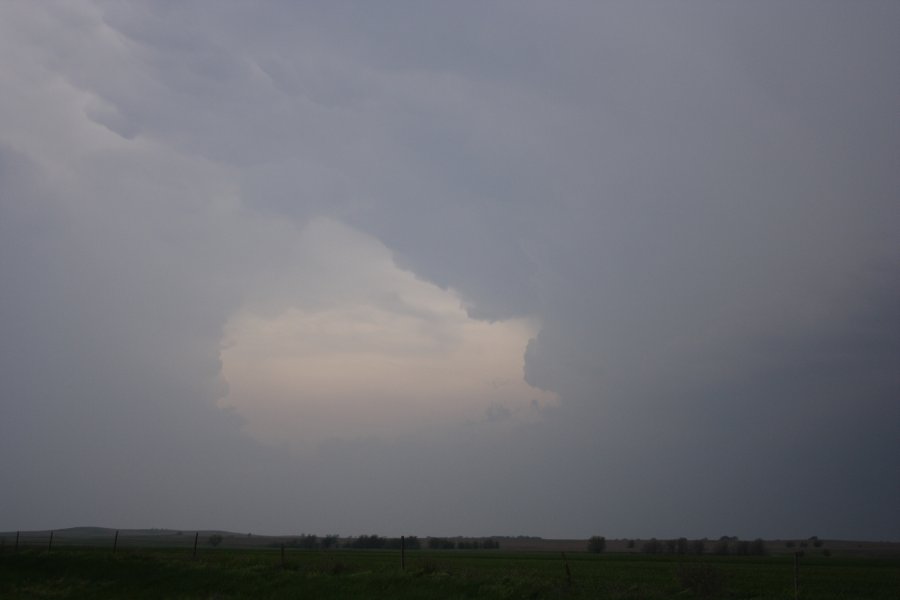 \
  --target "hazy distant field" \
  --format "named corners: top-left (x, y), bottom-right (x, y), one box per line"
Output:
top-left (2, 542), bottom-right (898, 599)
